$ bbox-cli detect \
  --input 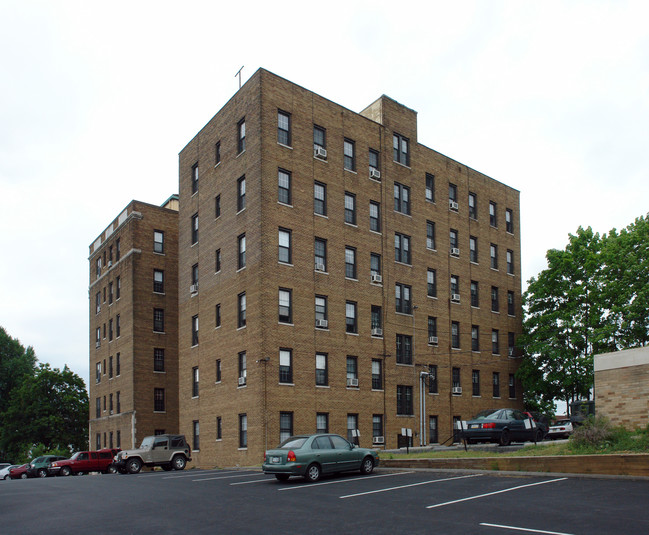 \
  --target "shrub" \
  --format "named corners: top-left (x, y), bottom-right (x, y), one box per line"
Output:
top-left (570, 416), bottom-right (613, 450)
